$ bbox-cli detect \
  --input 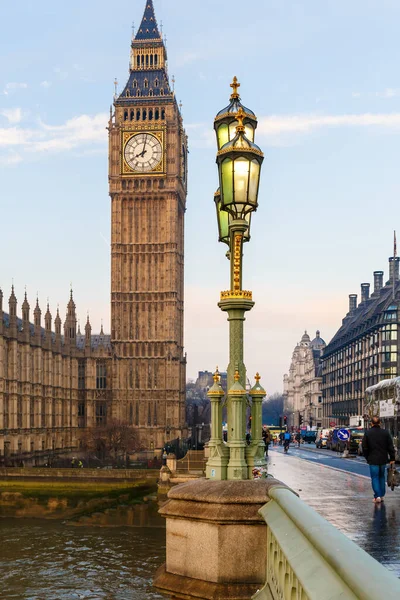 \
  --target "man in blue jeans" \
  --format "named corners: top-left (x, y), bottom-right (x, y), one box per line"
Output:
top-left (362, 416), bottom-right (396, 503)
